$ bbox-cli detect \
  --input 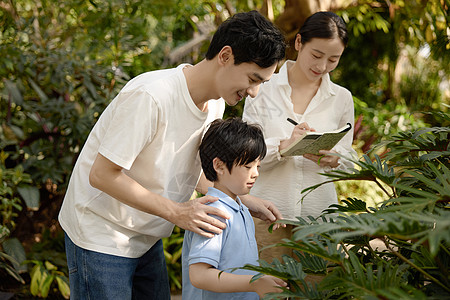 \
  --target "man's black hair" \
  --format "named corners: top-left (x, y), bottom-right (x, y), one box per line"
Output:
top-left (200, 117), bottom-right (266, 182)
top-left (205, 10), bottom-right (286, 68)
